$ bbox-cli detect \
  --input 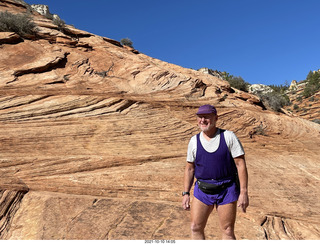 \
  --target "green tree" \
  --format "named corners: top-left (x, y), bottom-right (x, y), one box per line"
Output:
top-left (269, 84), bottom-right (289, 94)
top-left (120, 38), bottom-right (133, 48)
top-left (258, 91), bottom-right (290, 112)
top-left (303, 71), bottom-right (320, 98)
top-left (221, 72), bottom-right (250, 92)
top-left (0, 11), bottom-right (36, 36)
